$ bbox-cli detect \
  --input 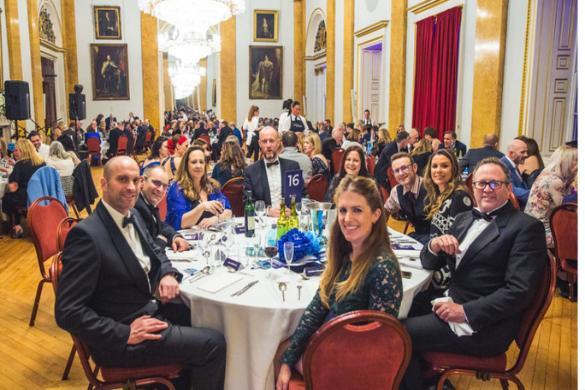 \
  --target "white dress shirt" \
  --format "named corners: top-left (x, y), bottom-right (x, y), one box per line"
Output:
top-left (102, 200), bottom-right (151, 283)
top-left (264, 158), bottom-right (282, 207)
